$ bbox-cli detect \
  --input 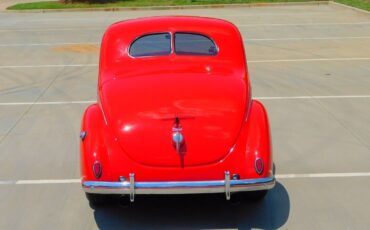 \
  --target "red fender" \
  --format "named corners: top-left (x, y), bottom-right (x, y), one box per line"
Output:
top-left (242, 100), bottom-right (273, 178)
top-left (80, 104), bottom-right (110, 182)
